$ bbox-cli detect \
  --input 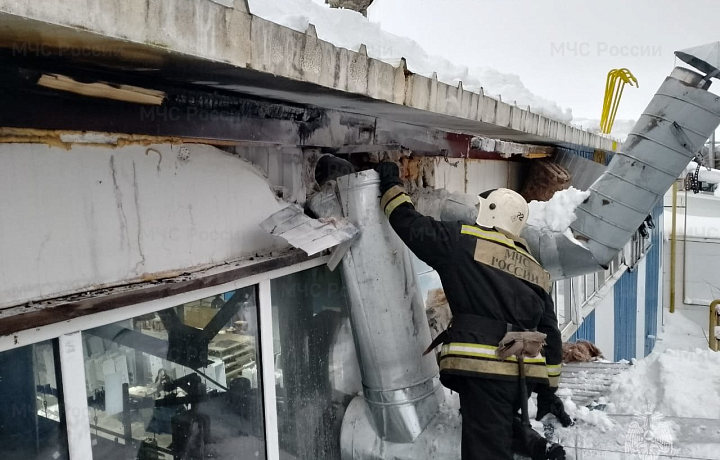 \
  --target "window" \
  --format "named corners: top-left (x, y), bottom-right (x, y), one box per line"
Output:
top-left (270, 265), bottom-right (361, 460)
top-left (585, 273), bottom-right (596, 301)
top-left (597, 270), bottom-right (606, 290)
top-left (554, 279), bottom-right (571, 327)
top-left (0, 340), bottom-right (69, 460)
top-left (81, 286), bottom-right (266, 460)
